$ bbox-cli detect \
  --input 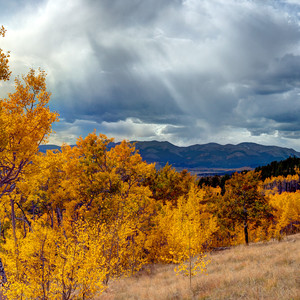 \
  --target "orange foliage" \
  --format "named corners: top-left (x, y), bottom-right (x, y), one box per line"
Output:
top-left (0, 69), bottom-right (59, 198)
